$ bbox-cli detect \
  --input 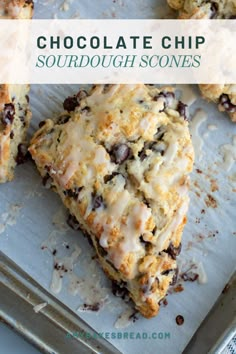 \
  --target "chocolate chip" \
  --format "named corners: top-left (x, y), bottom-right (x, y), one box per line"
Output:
top-left (25, 0), bottom-right (34, 5)
top-left (153, 91), bottom-right (175, 111)
top-left (139, 140), bottom-right (166, 160)
top-left (38, 120), bottom-right (46, 128)
top-left (54, 262), bottom-right (60, 270)
top-left (104, 172), bottom-right (119, 183)
top-left (111, 281), bottom-right (130, 302)
top-left (210, 2), bottom-right (218, 18)
top-left (139, 141), bottom-right (155, 161)
top-left (165, 242), bottom-right (182, 260)
top-left (219, 94), bottom-right (236, 113)
top-left (2, 103), bottom-right (15, 125)
top-left (63, 187), bottom-right (83, 200)
top-left (52, 249), bottom-right (57, 256)
top-left (67, 214), bottom-right (81, 230)
top-left (177, 101), bottom-right (187, 119)
top-left (80, 303), bottom-right (100, 312)
top-left (16, 144), bottom-right (28, 165)
top-left (77, 90), bottom-right (88, 101)
top-left (25, 94), bottom-right (29, 103)
top-left (176, 315), bottom-right (184, 325)
top-left (170, 268), bottom-right (179, 286)
top-left (159, 297), bottom-right (168, 307)
top-left (129, 312), bottom-right (139, 323)
top-left (110, 144), bottom-right (131, 164)
top-left (57, 114), bottom-right (71, 125)
top-left (139, 235), bottom-right (150, 244)
top-left (153, 91), bottom-right (175, 102)
top-left (10, 131), bottom-right (14, 139)
top-left (155, 126), bottom-right (166, 140)
top-left (181, 271), bottom-right (198, 282)
top-left (63, 96), bottom-right (79, 112)
top-left (92, 193), bottom-right (104, 210)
